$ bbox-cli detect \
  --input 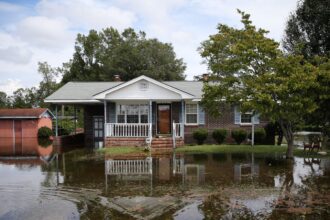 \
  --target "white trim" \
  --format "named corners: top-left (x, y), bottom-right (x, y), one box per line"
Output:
top-left (185, 103), bottom-right (199, 125)
top-left (44, 99), bottom-right (101, 103)
top-left (93, 75), bottom-right (195, 100)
